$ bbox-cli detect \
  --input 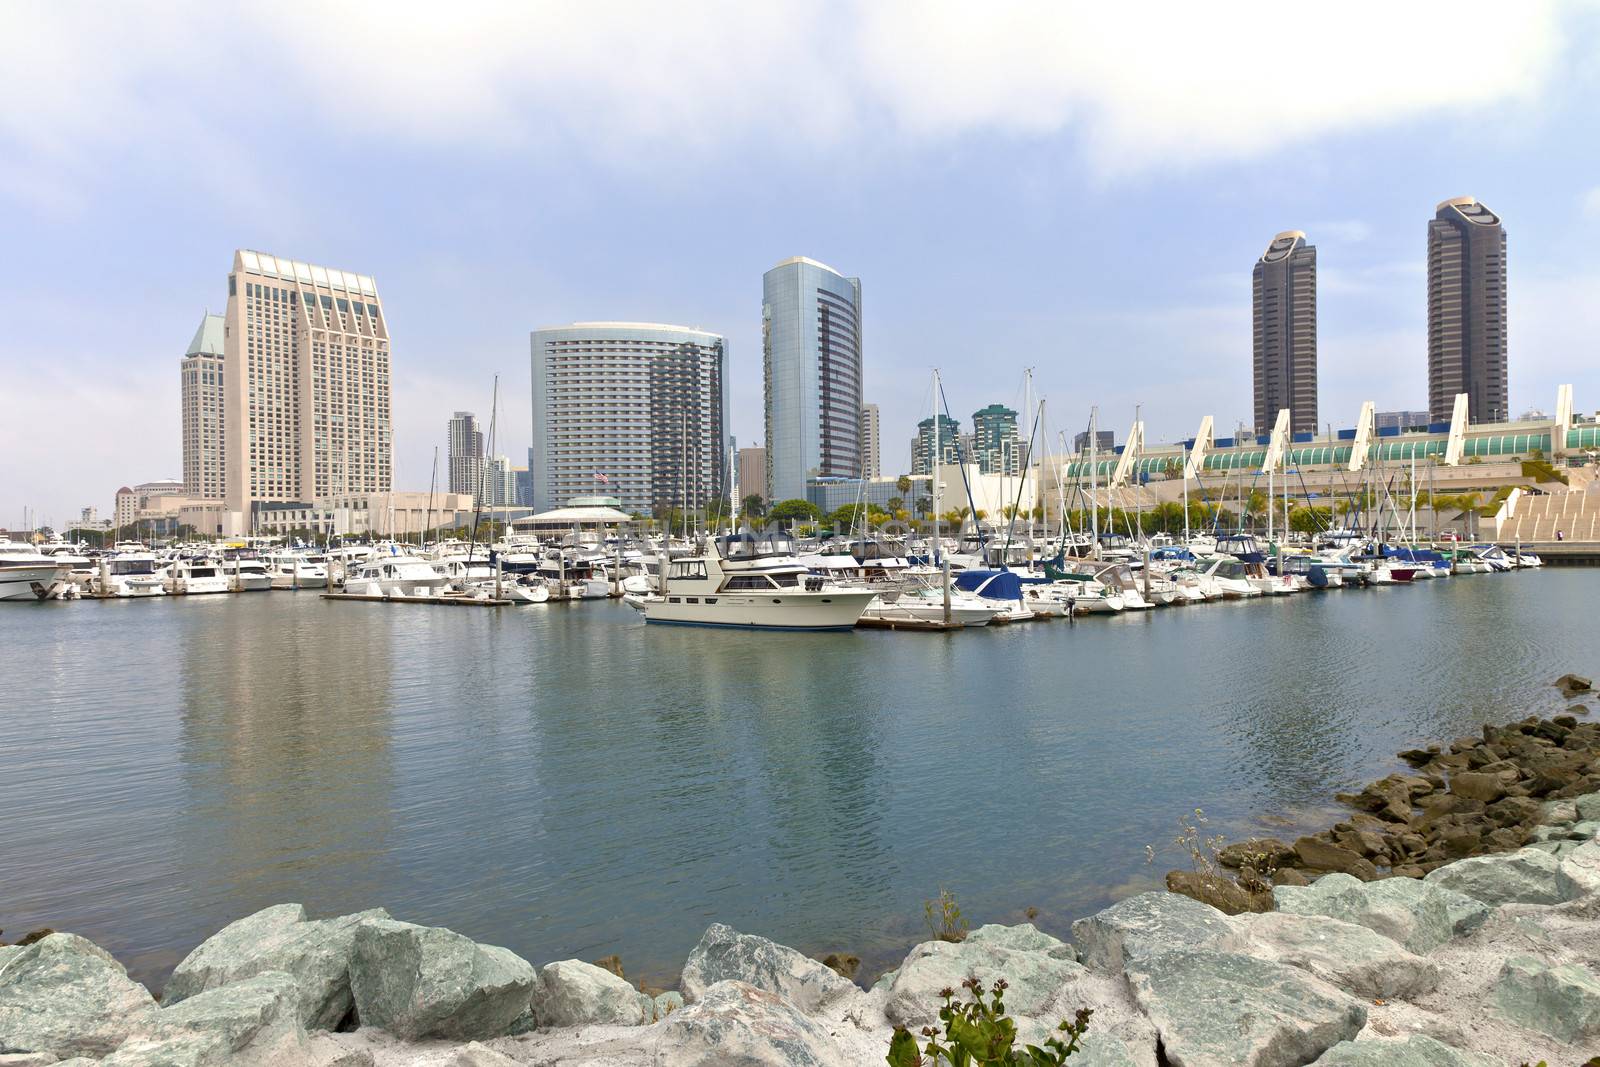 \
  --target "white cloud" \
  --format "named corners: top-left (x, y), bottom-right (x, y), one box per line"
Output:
top-left (1584, 186), bottom-right (1600, 219)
